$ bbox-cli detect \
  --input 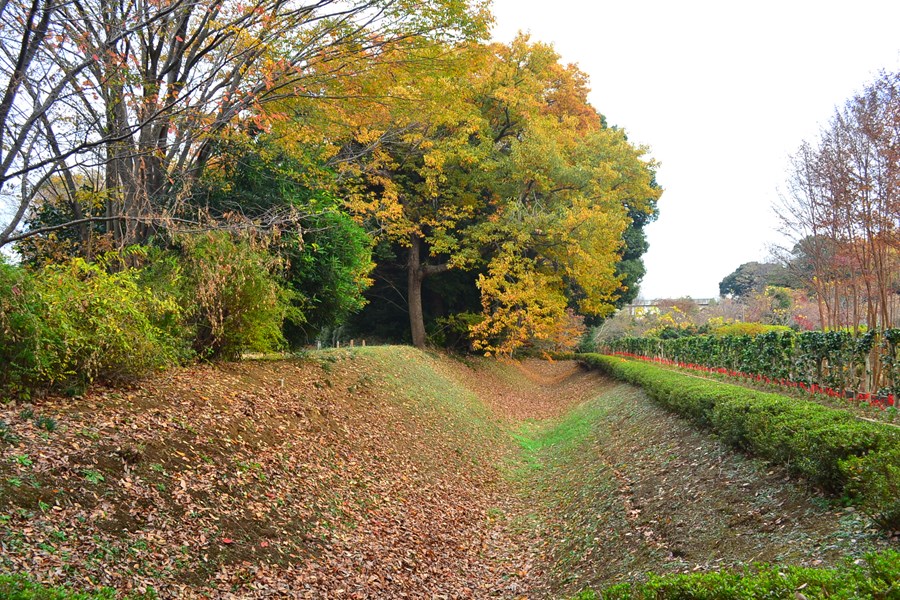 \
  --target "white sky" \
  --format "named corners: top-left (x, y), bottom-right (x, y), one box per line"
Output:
top-left (490, 0), bottom-right (900, 300)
